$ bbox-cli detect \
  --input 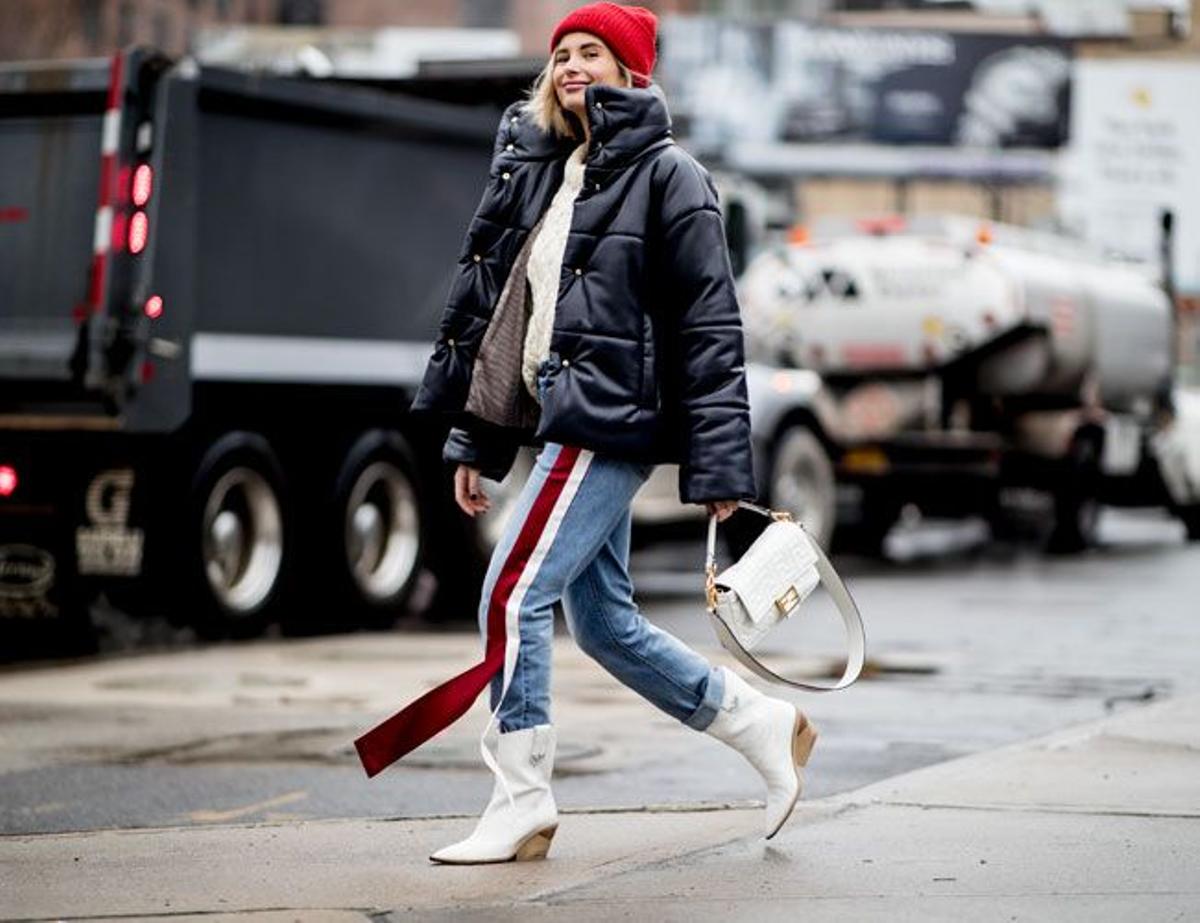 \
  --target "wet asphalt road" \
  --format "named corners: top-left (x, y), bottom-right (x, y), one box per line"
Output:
top-left (1, 509), bottom-right (1197, 836)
